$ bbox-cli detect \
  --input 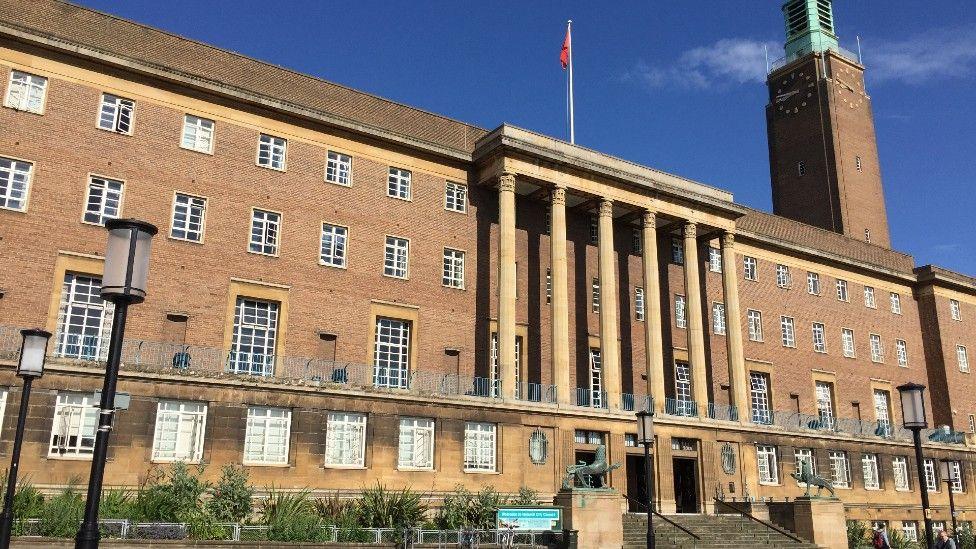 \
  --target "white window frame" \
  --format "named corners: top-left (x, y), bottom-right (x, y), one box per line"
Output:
top-left (325, 151), bottom-right (352, 186)
top-left (842, 328), bottom-right (856, 358)
top-left (890, 292), bottom-right (902, 314)
top-left (243, 406), bottom-right (291, 465)
top-left (442, 248), bottom-right (465, 289)
top-left (589, 216), bottom-right (598, 244)
top-left (812, 322), bottom-right (827, 353)
top-left (869, 334), bottom-right (884, 363)
top-left (589, 348), bottom-right (603, 408)
top-left (747, 309), bottom-right (763, 342)
top-left (749, 372), bottom-right (771, 425)
top-left (54, 273), bottom-right (114, 361)
top-left (374, 317), bottom-right (410, 389)
top-left (256, 134), bottom-right (287, 171)
top-left (836, 279), bottom-right (849, 302)
top-left (632, 228), bottom-right (642, 254)
top-left (828, 451), bottom-right (851, 488)
top-left (924, 459), bottom-right (938, 492)
top-left (325, 412), bottom-right (366, 468)
top-left (712, 302), bottom-right (726, 335)
top-left (874, 390), bottom-right (892, 437)
top-left (708, 247), bottom-right (722, 273)
top-left (170, 193), bottom-right (207, 243)
top-left (816, 382), bottom-right (835, 429)
top-left (444, 181), bottom-right (467, 213)
top-left (49, 393), bottom-right (97, 459)
top-left (0, 390), bottom-right (6, 433)
top-left (780, 316), bottom-right (796, 348)
top-left (757, 445), bottom-right (779, 485)
top-left (181, 114), bottom-right (215, 154)
top-left (675, 295), bottom-right (687, 329)
top-left (635, 287), bottom-right (645, 322)
top-left (958, 345), bottom-right (970, 373)
top-left (895, 339), bottom-right (908, 367)
top-left (743, 256), bottom-right (758, 281)
top-left (463, 422), bottom-right (497, 472)
top-left (0, 156), bottom-right (33, 212)
top-left (319, 222), bottom-right (349, 268)
top-left (862, 454), bottom-right (880, 490)
top-left (151, 400), bottom-right (207, 463)
top-left (949, 460), bottom-right (964, 493)
top-left (387, 167), bottom-right (412, 200)
top-left (864, 286), bottom-right (877, 308)
top-left (901, 522), bottom-right (918, 542)
top-left (806, 272), bottom-right (820, 295)
top-left (97, 93), bottom-right (135, 134)
top-left (398, 417), bottom-right (435, 470)
top-left (674, 362), bottom-right (694, 416)
top-left (229, 297), bottom-right (279, 376)
top-left (4, 70), bottom-right (47, 114)
top-left (893, 456), bottom-right (910, 491)
top-left (591, 277), bottom-right (600, 314)
top-left (775, 264), bottom-right (791, 288)
top-left (795, 448), bottom-right (816, 477)
top-left (950, 299), bottom-right (962, 321)
top-left (384, 236), bottom-right (410, 279)
top-left (248, 208), bottom-right (281, 256)
top-left (83, 175), bottom-right (124, 226)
